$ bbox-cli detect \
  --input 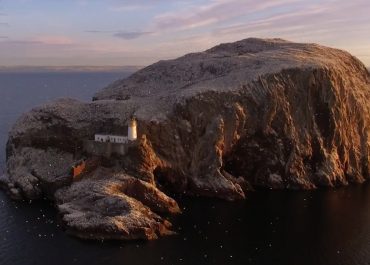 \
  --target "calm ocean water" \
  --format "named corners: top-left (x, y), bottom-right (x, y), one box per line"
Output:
top-left (0, 72), bottom-right (370, 265)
